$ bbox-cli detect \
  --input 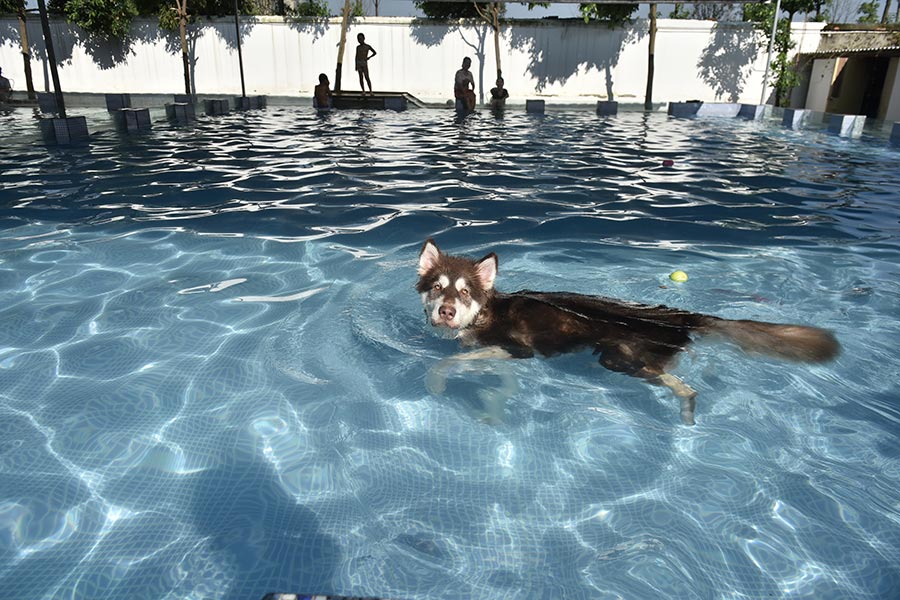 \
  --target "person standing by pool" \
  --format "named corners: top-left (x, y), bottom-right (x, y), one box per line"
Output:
top-left (0, 67), bottom-right (11, 103)
top-left (489, 76), bottom-right (509, 110)
top-left (313, 73), bottom-right (332, 109)
top-left (355, 33), bottom-right (377, 96)
top-left (454, 57), bottom-right (476, 112)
